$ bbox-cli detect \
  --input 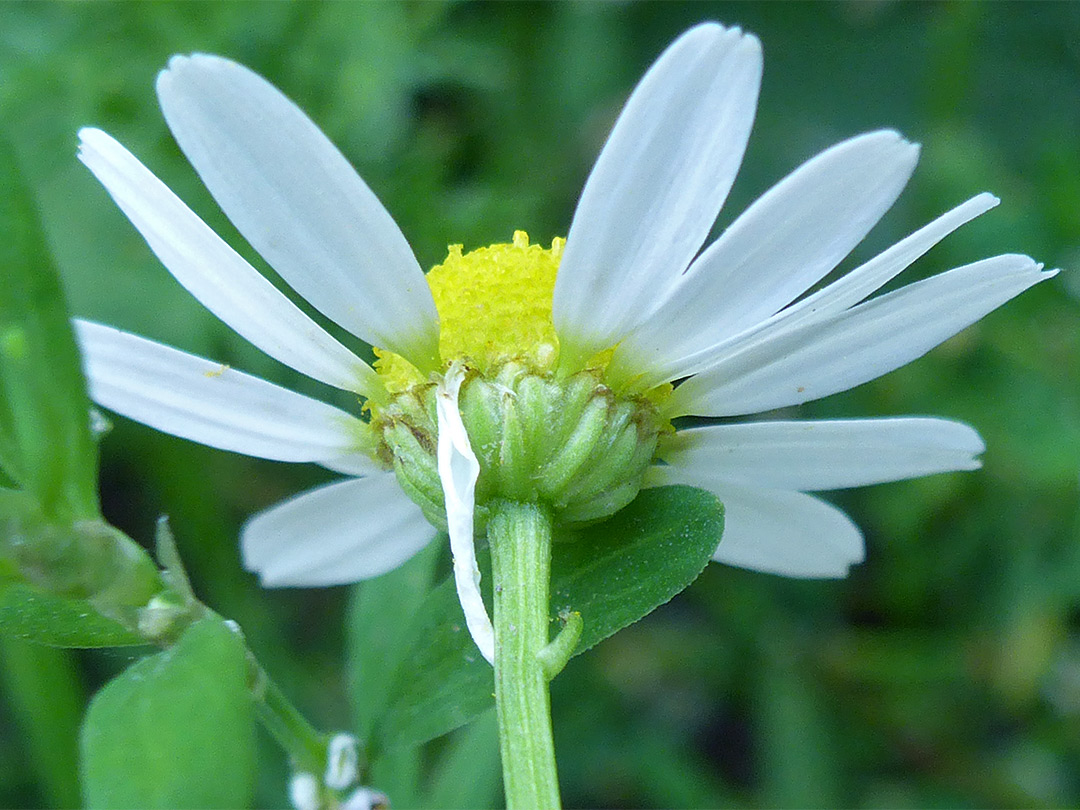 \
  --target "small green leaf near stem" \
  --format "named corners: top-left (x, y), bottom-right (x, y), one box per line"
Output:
top-left (538, 610), bottom-right (582, 682)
